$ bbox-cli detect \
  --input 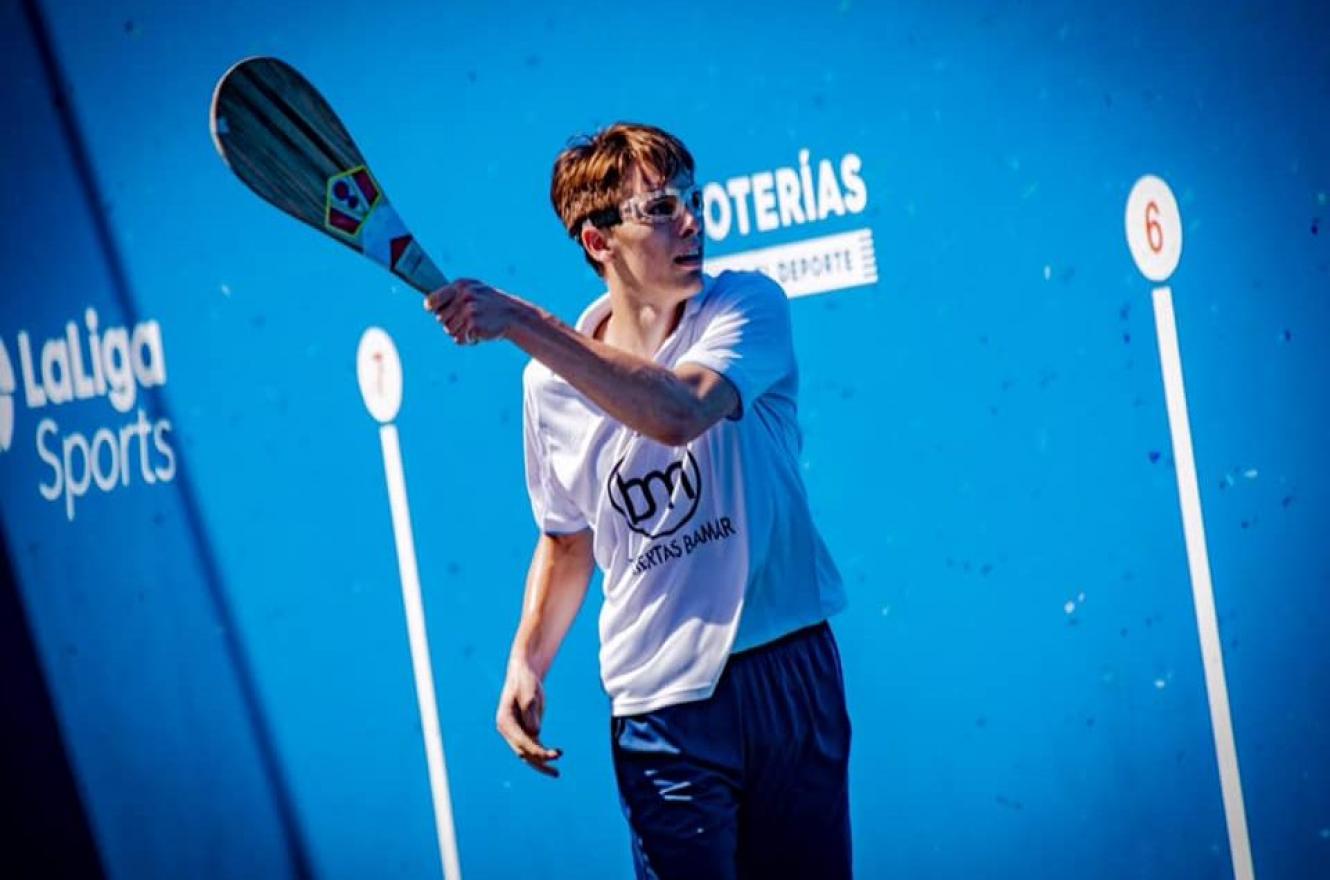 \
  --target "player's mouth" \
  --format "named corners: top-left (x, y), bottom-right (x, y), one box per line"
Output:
top-left (673, 250), bottom-right (703, 268)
